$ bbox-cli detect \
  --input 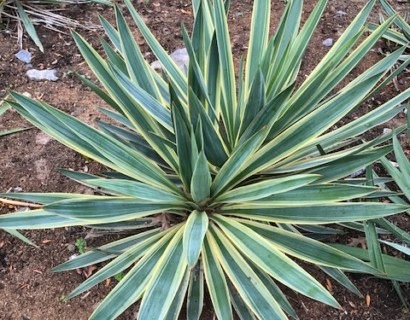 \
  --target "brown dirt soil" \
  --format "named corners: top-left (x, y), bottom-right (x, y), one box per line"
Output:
top-left (0, 0), bottom-right (410, 319)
